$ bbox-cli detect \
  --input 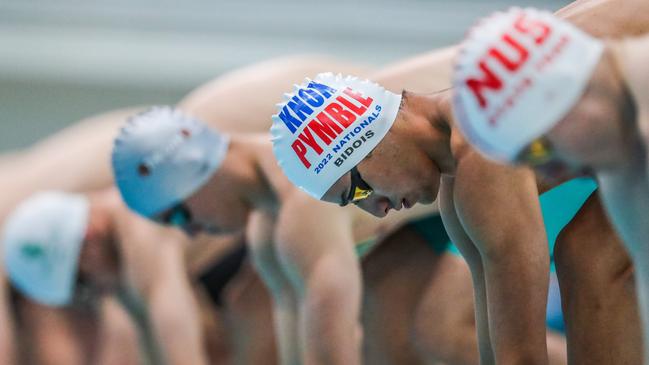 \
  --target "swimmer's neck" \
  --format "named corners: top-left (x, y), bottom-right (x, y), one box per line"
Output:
top-left (227, 135), bottom-right (282, 213)
top-left (86, 189), bottom-right (121, 240)
top-left (400, 90), bottom-right (457, 175)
